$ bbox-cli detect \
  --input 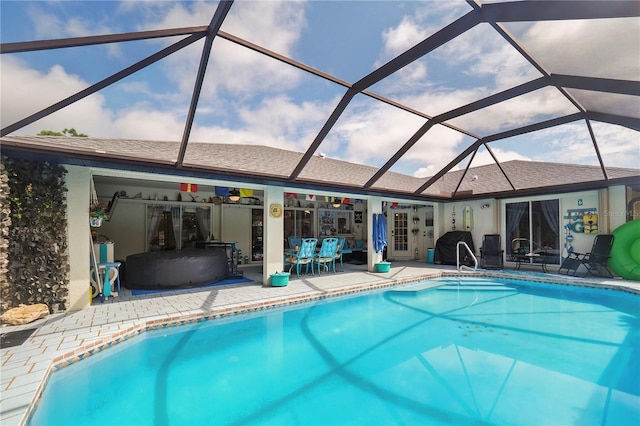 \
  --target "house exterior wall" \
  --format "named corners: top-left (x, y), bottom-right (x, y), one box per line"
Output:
top-left (59, 164), bottom-right (635, 311)
top-left (440, 199), bottom-right (498, 254)
top-left (97, 200), bottom-right (146, 260)
top-left (607, 185), bottom-right (629, 230)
